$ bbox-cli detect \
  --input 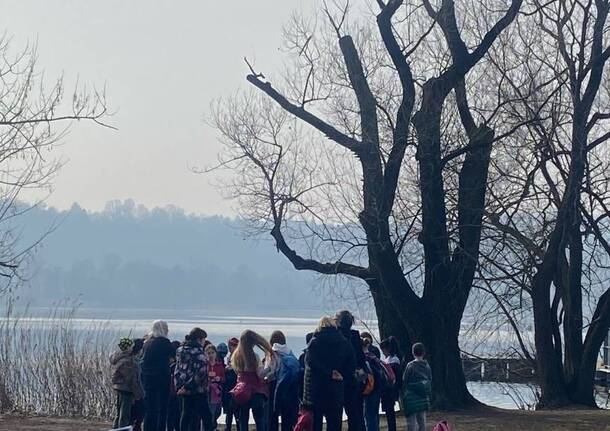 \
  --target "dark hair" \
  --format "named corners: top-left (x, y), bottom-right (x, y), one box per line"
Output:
top-left (335, 310), bottom-right (354, 330)
top-left (185, 327), bottom-right (207, 343)
top-left (305, 332), bottom-right (314, 345)
top-left (270, 330), bottom-right (286, 346)
top-left (380, 336), bottom-right (399, 356)
top-left (412, 342), bottom-right (425, 358)
top-left (361, 332), bottom-right (373, 342)
top-left (171, 340), bottom-right (182, 349)
top-left (132, 338), bottom-right (145, 355)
